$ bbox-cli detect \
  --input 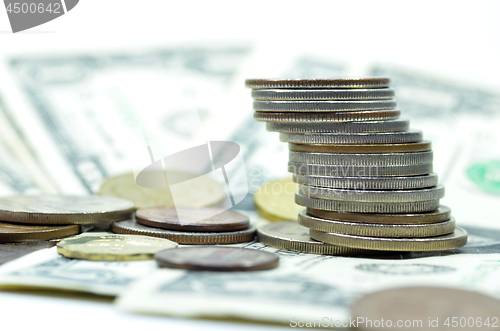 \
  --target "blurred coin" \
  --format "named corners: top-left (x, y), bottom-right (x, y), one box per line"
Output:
top-left (254, 177), bottom-right (302, 222)
top-left (296, 192), bottom-right (440, 213)
top-left (0, 195), bottom-right (134, 225)
top-left (289, 151), bottom-right (433, 166)
top-left (289, 161), bottom-right (432, 177)
top-left (298, 210), bottom-right (455, 238)
top-left (299, 184), bottom-right (445, 202)
top-left (307, 206), bottom-right (451, 224)
top-left (294, 174), bottom-right (438, 190)
top-left (254, 99), bottom-right (396, 112)
top-left (136, 207), bottom-right (249, 232)
top-left (245, 78), bottom-right (390, 89)
top-left (0, 222), bottom-right (80, 243)
top-left (155, 246), bottom-right (278, 271)
top-left (257, 221), bottom-right (373, 256)
top-left (99, 172), bottom-right (226, 209)
top-left (269, 119), bottom-right (409, 134)
top-left (352, 286), bottom-right (500, 331)
top-left (280, 130), bottom-right (422, 145)
top-left (112, 218), bottom-right (255, 244)
top-left (57, 233), bottom-right (178, 261)
top-left (310, 227), bottom-right (467, 251)
top-left (252, 88), bottom-right (395, 100)
top-left (289, 141), bottom-right (431, 153)
top-left (254, 110), bottom-right (401, 123)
